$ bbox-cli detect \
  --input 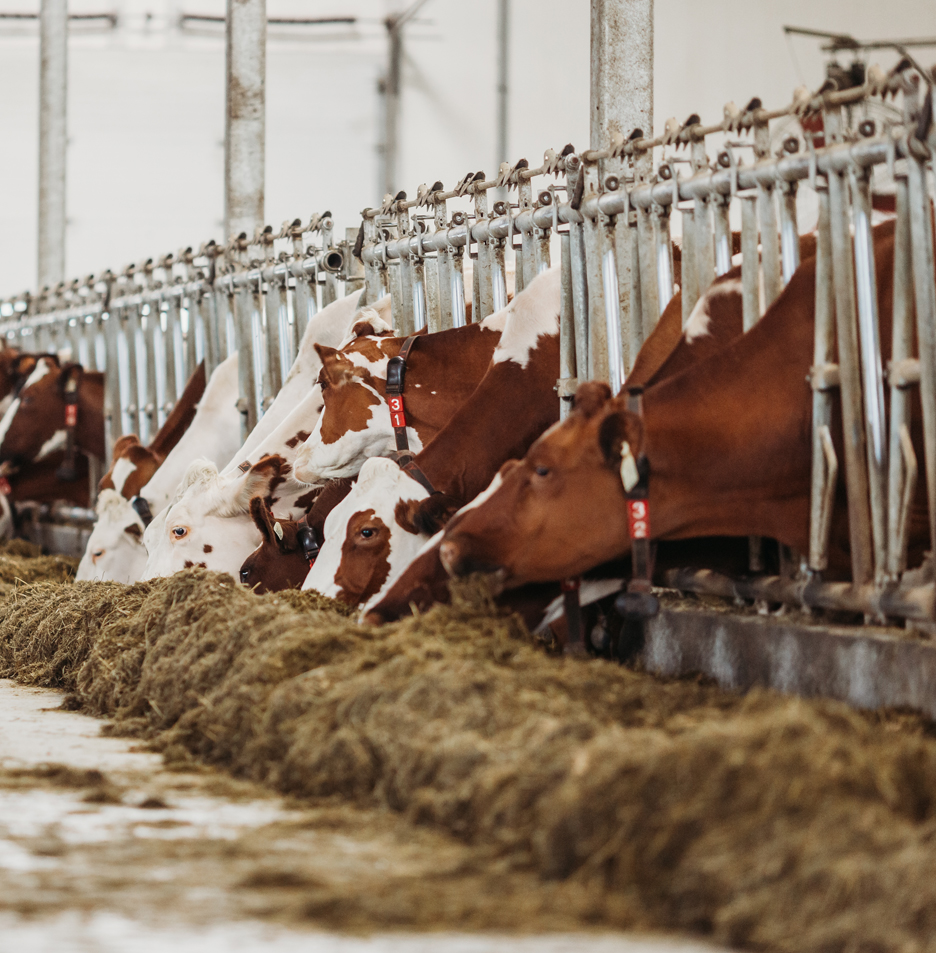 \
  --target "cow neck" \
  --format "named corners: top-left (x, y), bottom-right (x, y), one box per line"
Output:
top-left (148, 361), bottom-right (206, 459)
top-left (404, 334), bottom-right (561, 505)
top-left (636, 252), bottom-right (830, 551)
top-left (385, 334), bottom-right (439, 495)
top-left (379, 323), bottom-right (500, 445)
